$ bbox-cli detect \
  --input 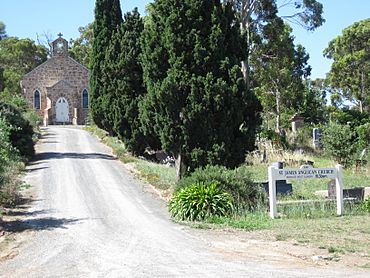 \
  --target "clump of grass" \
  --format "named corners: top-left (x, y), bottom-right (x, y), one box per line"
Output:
top-left (360, 197), bottom-right (370, 213)
top-left (275, 233), bottom-right (289, 241)
top-left (84, 125), bottom-right (176, 190)
top-left (169, 182), bottom-right (234, 221)
top-left (328, 246), bottom-right (344, 254)
top-left (277, 198), bottom-right (365, 219)
top-left (84, 125), bottom-right (108, 139)
top-left (136, 160), bottom-right (176, 190)
top-left (360, 263), bottom-right (370, 269)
